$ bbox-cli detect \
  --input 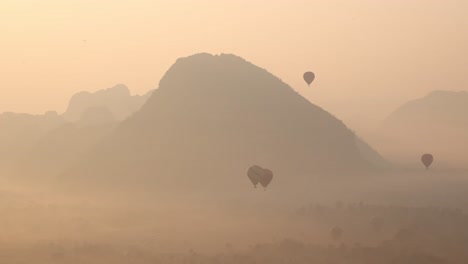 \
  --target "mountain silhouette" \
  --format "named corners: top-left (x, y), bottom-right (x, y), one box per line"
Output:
top-left (15, 122), bottom-right (116, 181)
top-left (64, 53), bottom-right (384, 194)
top-left (77, 107), bottom-right (116, 127)
top-left (0, 85), bottom-right (149, 181)
top-left (380, 90), bottom-right (468, 167)
top-left (0, 111), bottom-right (66, 174)
top-left (62, 84), bottom-right (153, 122)
top-left (384, 90), bottom-right (468, 128)
top-left (0, 108), bottom-right (117, 181)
